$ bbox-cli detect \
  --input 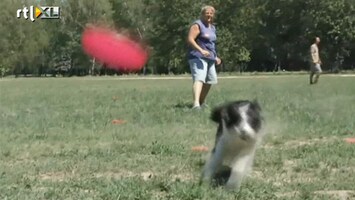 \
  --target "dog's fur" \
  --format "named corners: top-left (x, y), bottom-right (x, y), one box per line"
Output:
top-left (200, 100), bottom-right (264, 190)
